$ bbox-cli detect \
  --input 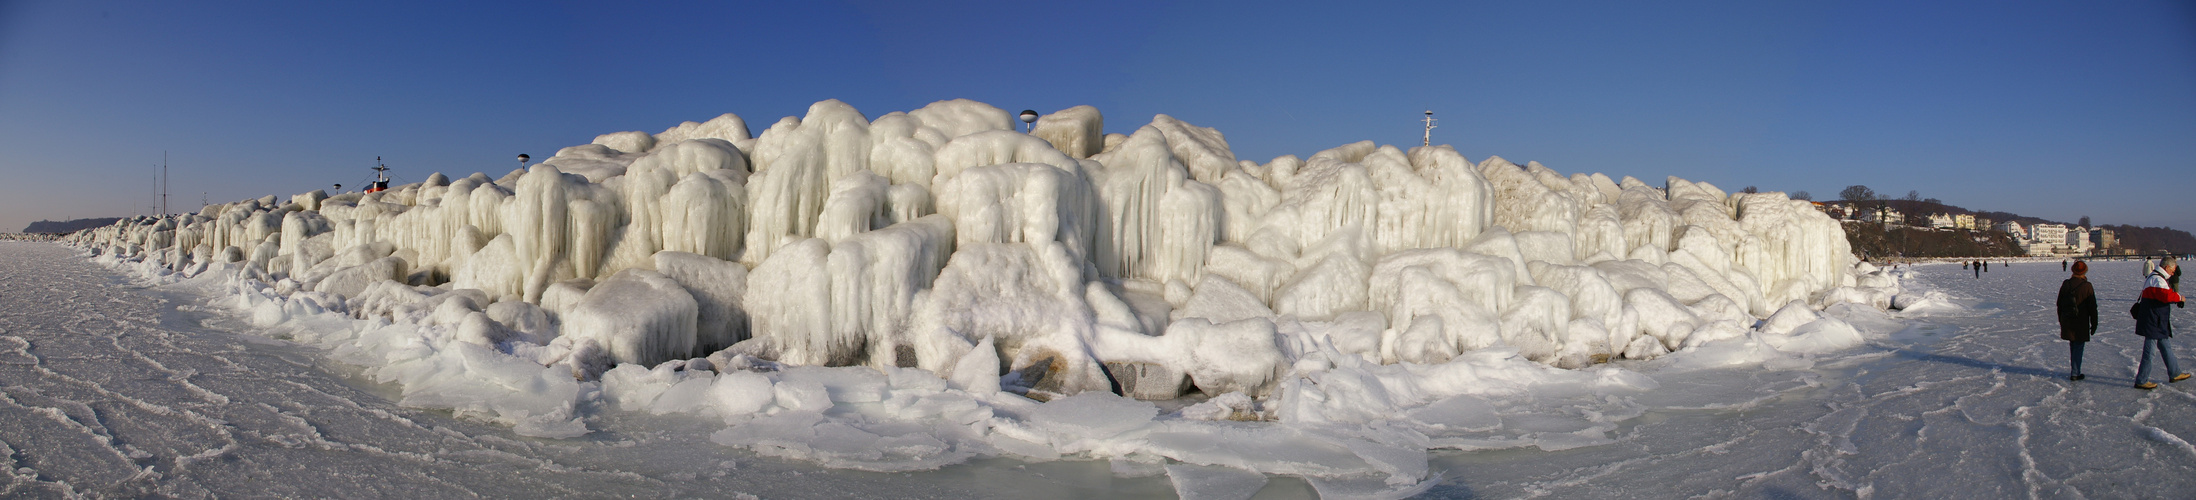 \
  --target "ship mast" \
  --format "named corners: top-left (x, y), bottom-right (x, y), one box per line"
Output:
top-left (368, 156), bottom-right (392, 193)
